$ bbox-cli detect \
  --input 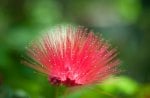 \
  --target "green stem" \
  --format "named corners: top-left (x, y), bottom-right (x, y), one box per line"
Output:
top-left (54, 85), bottom-right (67, 98)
